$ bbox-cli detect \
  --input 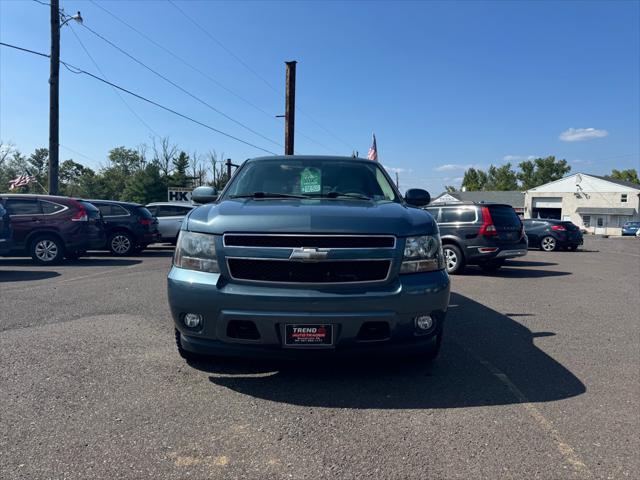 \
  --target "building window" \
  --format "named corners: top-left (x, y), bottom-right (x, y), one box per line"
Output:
top-left (582, 215), bottom-right (591, 227)
top-left (621, 194), bottom-right (628, 203)
top-left (597, 217), bottom-right (604, 227)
